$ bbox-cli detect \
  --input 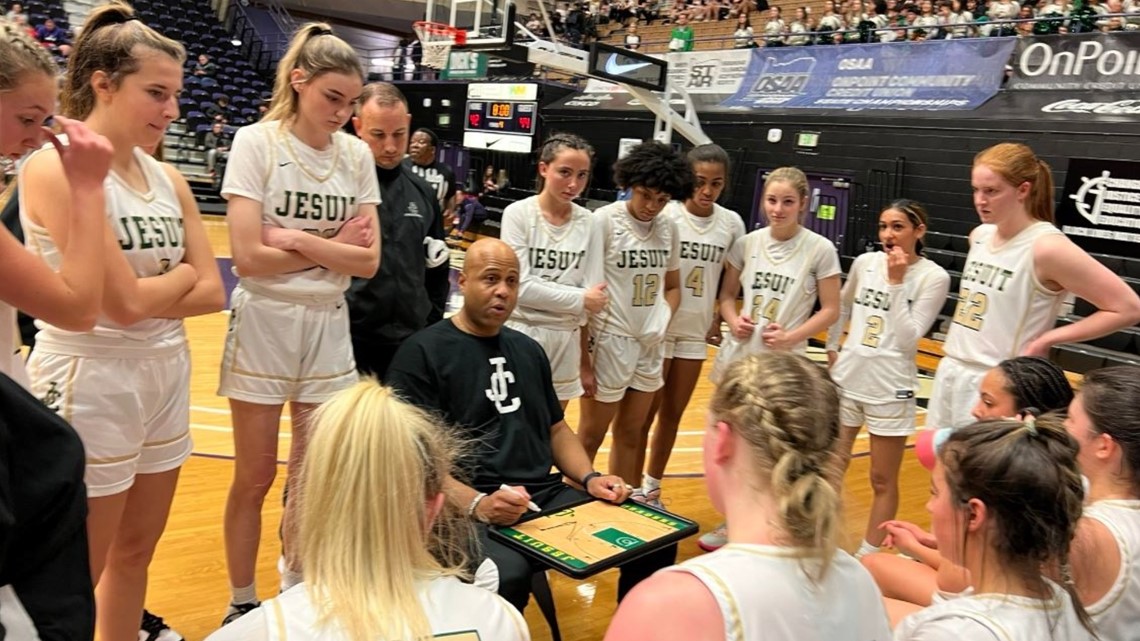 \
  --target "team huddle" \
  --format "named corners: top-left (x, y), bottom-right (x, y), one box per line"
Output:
top-left (3, 3), bottom-right (1140, 640)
